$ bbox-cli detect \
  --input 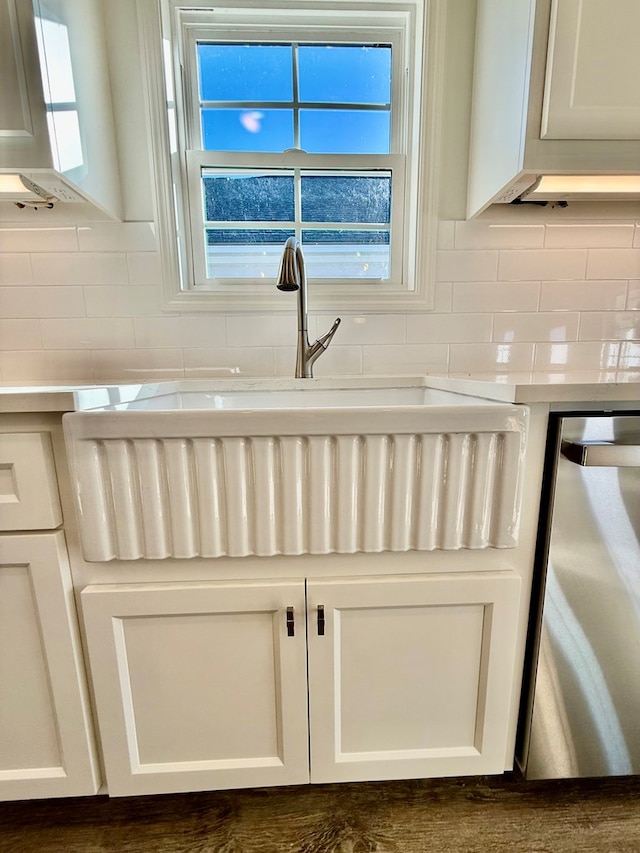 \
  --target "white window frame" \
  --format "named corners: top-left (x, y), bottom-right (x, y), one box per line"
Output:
top-left (136, 0), bottom-right (445, 312)
top-left (182, 21), bottom-right (404, 291)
